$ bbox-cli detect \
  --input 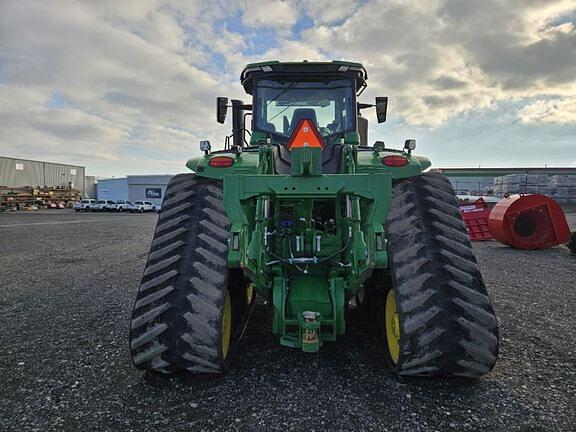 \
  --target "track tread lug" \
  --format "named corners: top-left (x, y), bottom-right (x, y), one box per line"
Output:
top-left (204, 195), bottom-right (225, 212)
top-left (139, 270), bottom-right (179, 292)
top-left (195, 247), bottom-right (226, 268)
top-left (199, 220), bottom-right (228, 241)
top-left (159, 202), bottom-right (193, 221)
top-left (193, 261), bottom-right (226, 285)
top-left (131, 303), bottom-right (170, 330)
top-left (151, 227), bottom-right (188, 248)
top-left (134, 286), bottom-right (175, 310)
top-left (130, 324), bottom-right (168, 350)
top-left (198, 233), bottom-right (228, 254)
top-left (162, 190), bottom-right (195, 209)
top-left (148, 241), bottom-right (185, 262)
top-left (202, 207), bottom-right (228, 228)
top-left (143, 255), bottom-right (181, 276)
top-left (133, 343), bottom-right (168, 365)
top-left (156, 215), bottom-right (191, 234)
